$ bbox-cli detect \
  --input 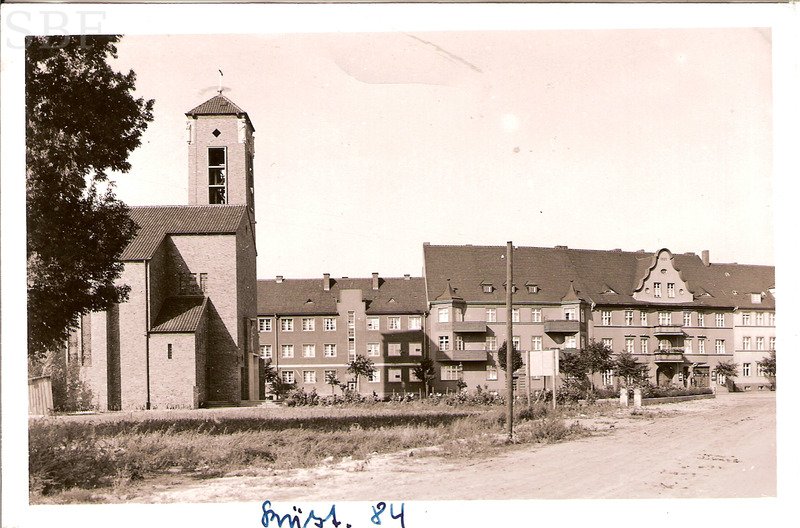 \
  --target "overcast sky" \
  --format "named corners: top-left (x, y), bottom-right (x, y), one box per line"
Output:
top-left (107, 28), bottom-right (773, 280)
